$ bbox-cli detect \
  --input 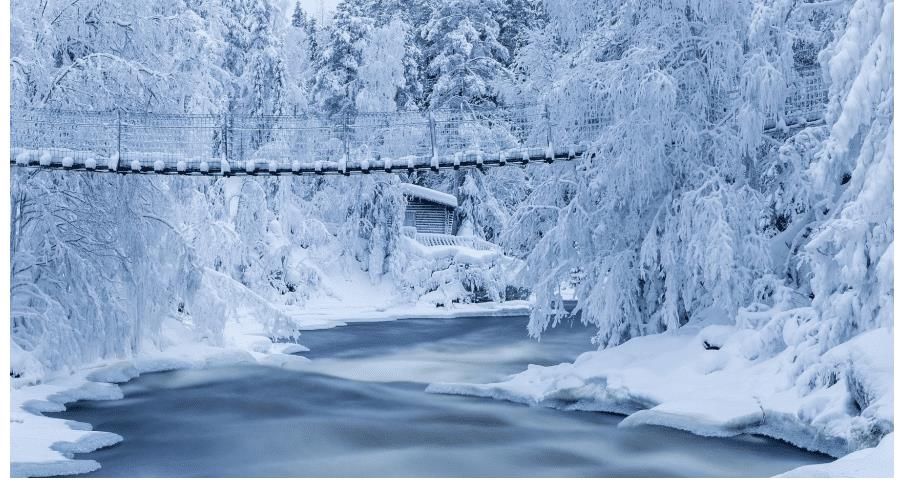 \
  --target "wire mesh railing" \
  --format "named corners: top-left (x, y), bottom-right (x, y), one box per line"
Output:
top-left (782, 66), bottom-right (829, 126)
top-left (10, 65), bottom-right (827, 174)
